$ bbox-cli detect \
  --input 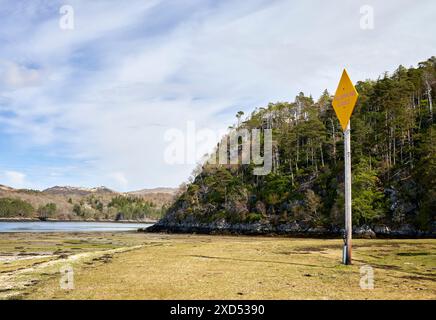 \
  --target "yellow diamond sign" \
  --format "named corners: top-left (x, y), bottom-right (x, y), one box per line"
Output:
top-left (332, 69), bottom-right (359, 131)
